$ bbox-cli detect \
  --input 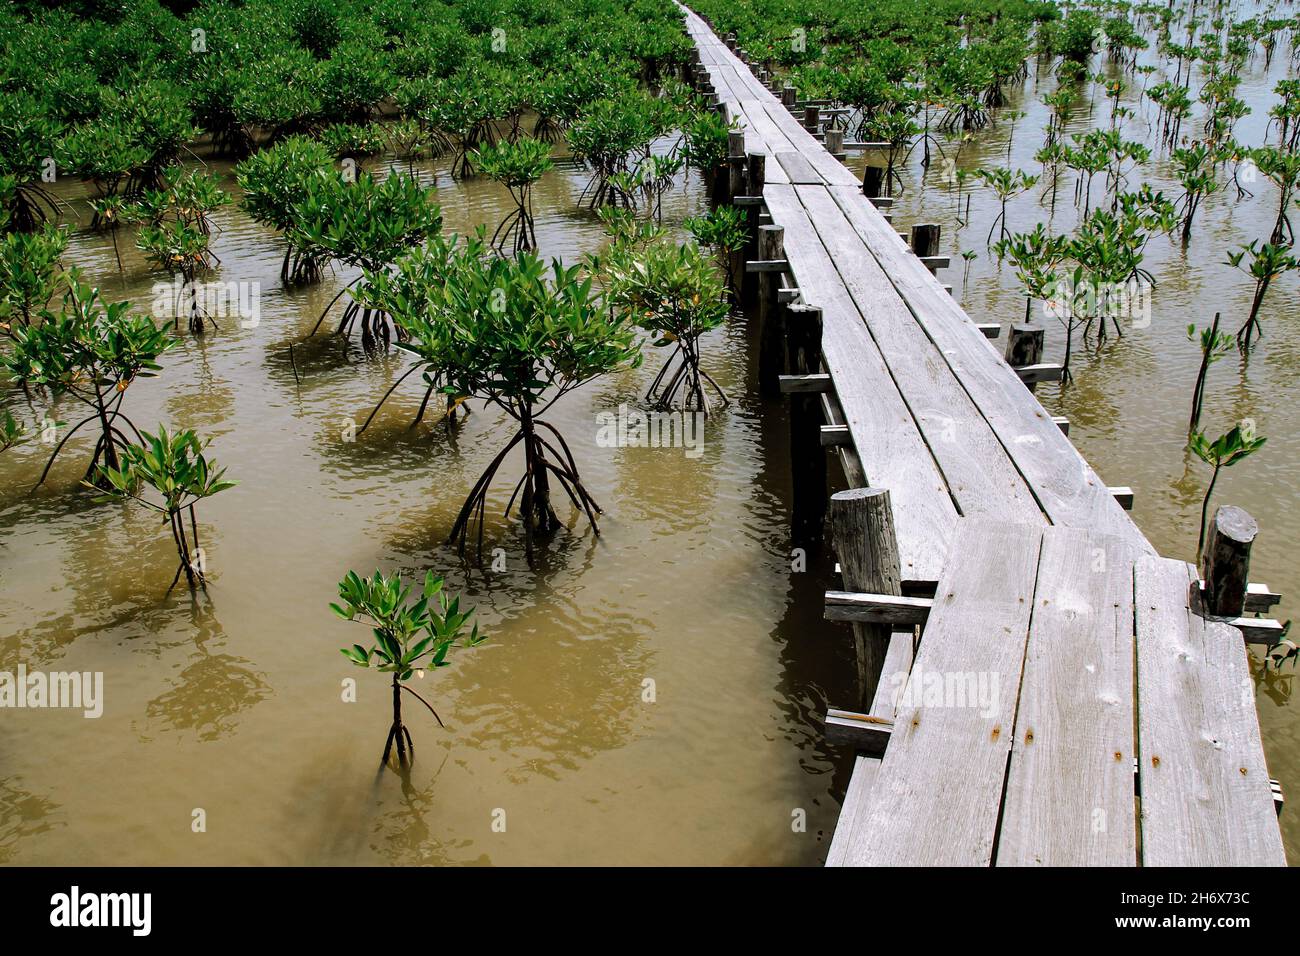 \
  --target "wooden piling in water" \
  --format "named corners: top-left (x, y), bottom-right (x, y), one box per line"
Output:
top-left (756, 224), bottom-right (785, 396)
top-left (862, 165), bottom-right (885, 198)
top-left (830, 488), bottom-right (902, 709)
top-left (781, 84), bottom-right (797, 108)
top-left (787, 305), bottom-right (827, 547)
top-left (1004, 323), bottom-right (1045, 393)
top-left (803, 105), bottom-right (820, 133)
top-left (824, 128), bottom-right (845, 160)
top-left (909, 223), bottom-right (941, 259)
top-left (1201, 505), bottom-right (1257, 617)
